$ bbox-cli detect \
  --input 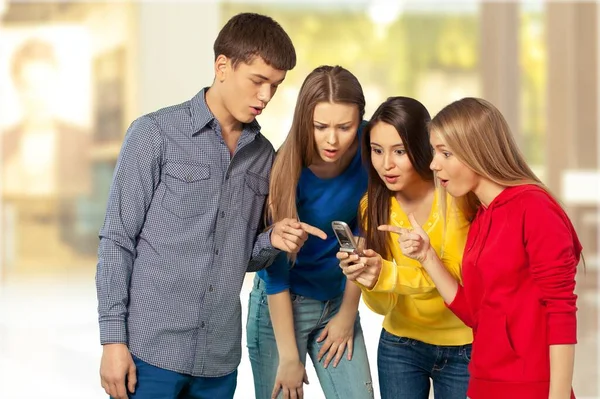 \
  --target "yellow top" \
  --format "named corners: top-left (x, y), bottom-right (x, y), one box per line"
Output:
top-left (359, 190), bottom-right (473, 346)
